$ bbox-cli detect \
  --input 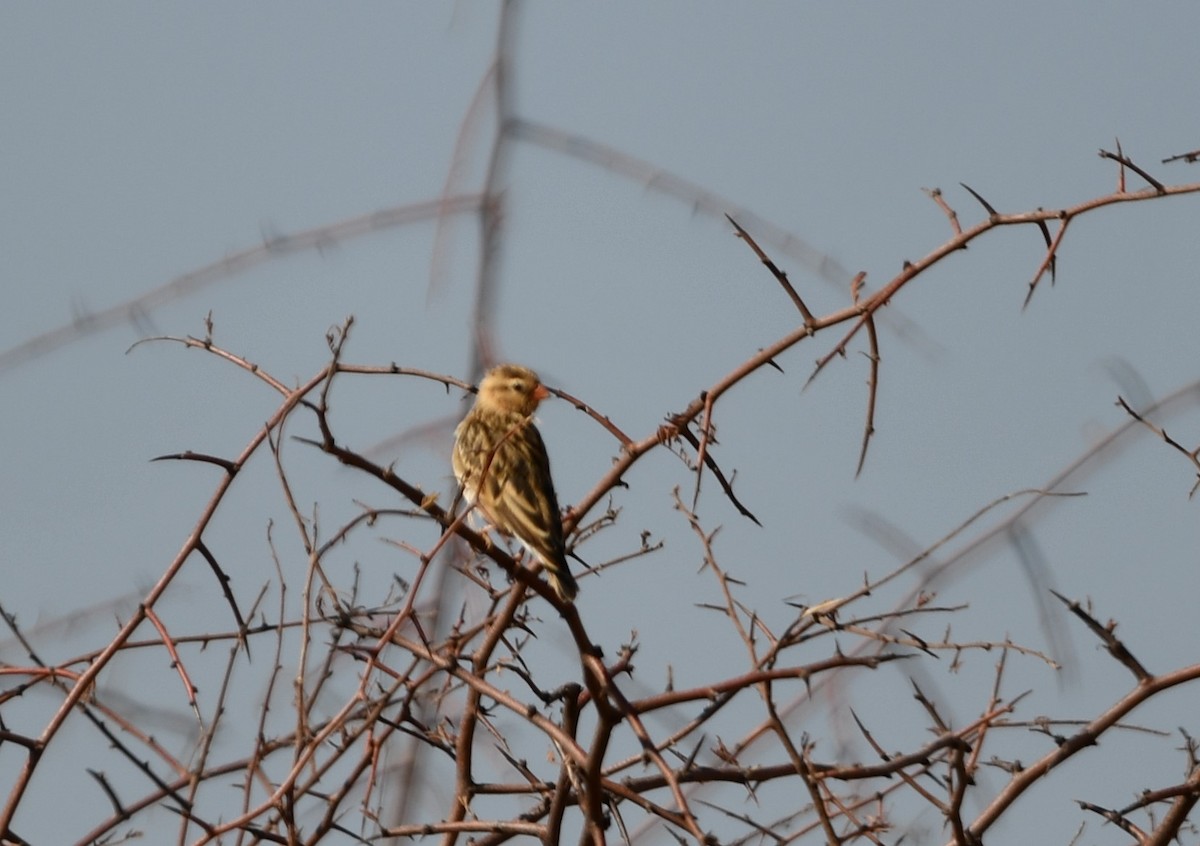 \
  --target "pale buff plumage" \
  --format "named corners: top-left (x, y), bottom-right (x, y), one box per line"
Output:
top-left (452, 364), bottom-right (579, 601)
